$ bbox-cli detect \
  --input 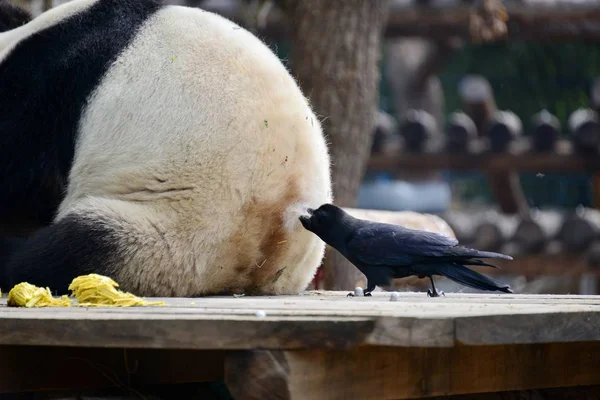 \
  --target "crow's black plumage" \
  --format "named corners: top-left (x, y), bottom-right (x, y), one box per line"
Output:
top-left (299, 203), bottom-right (513, 297)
